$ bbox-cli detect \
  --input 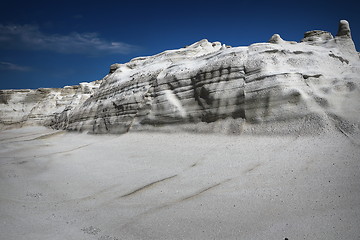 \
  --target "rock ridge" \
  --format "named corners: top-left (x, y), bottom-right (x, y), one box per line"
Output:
top-left (1, 20), bottom-right (359, 136)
